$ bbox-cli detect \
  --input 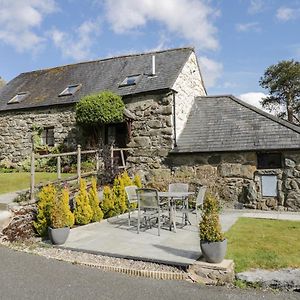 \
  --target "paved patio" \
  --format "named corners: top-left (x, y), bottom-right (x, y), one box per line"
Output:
top-left (60, 209), bottom-right (300, 267)
top-left (62, 212), bottom-right (201, 267)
